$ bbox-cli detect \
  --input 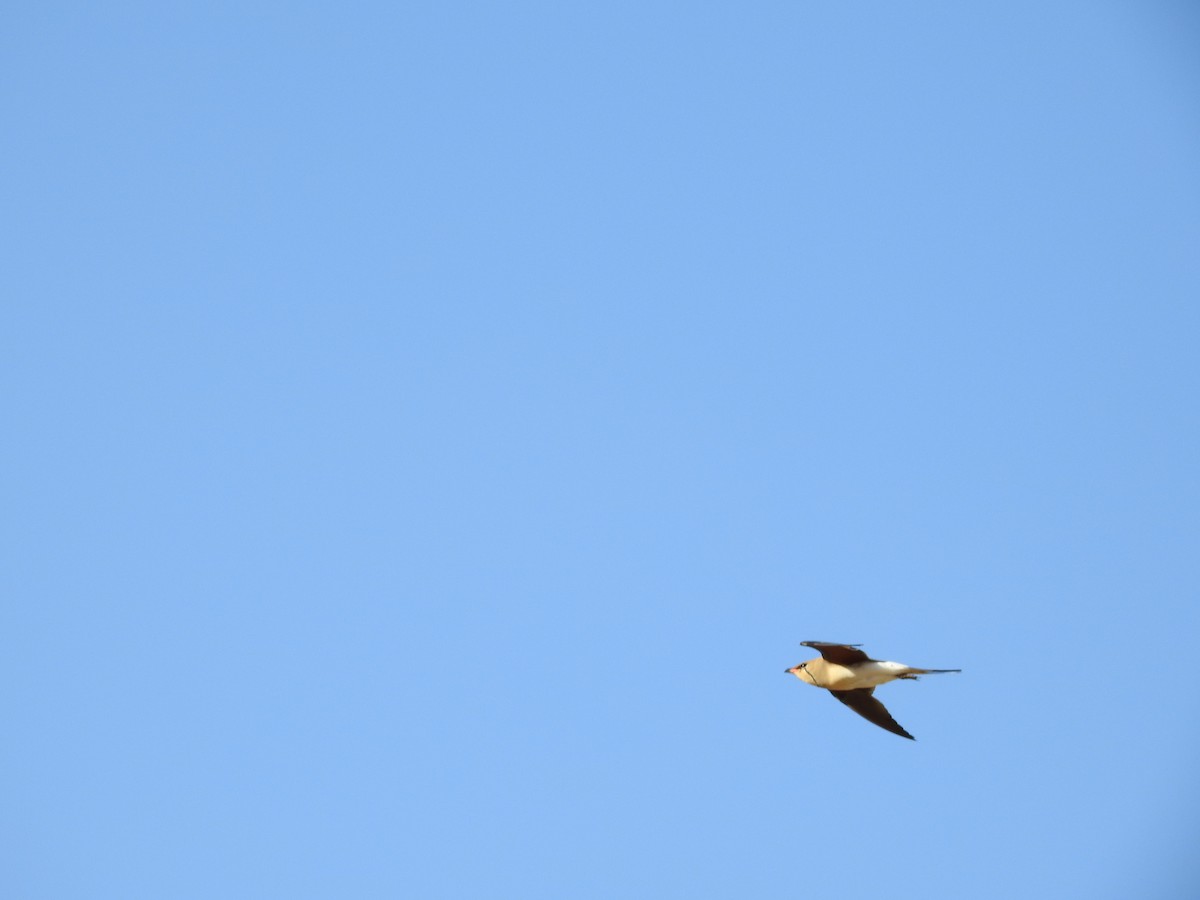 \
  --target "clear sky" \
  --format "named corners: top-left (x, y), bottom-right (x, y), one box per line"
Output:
top-left (4, 2), bottom-right (1200, 897)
